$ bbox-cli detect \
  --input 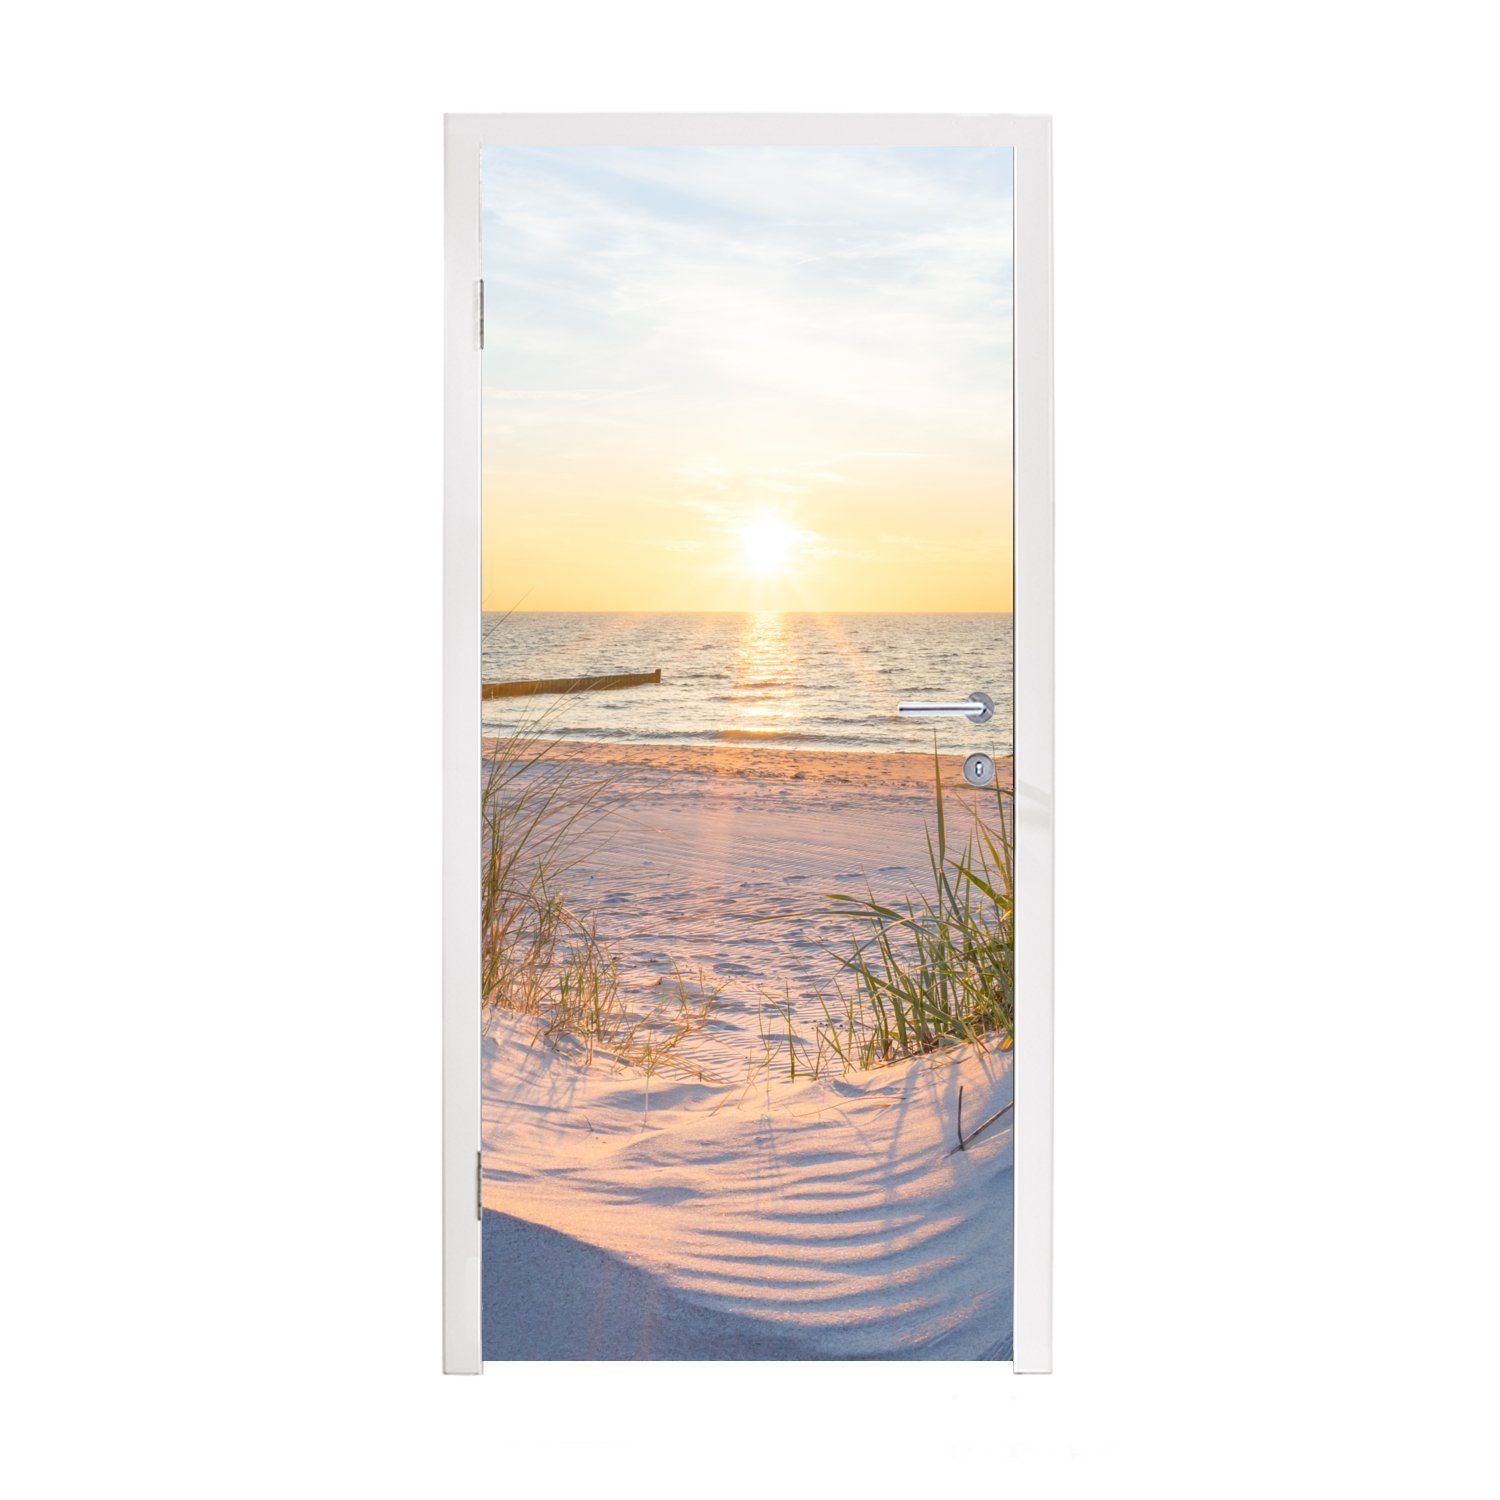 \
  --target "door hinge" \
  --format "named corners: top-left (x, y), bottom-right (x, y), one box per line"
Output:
top-left (476, 279), bottom-right (485, 351)
top-left (476, 1149), bottom-right (483, 1221)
